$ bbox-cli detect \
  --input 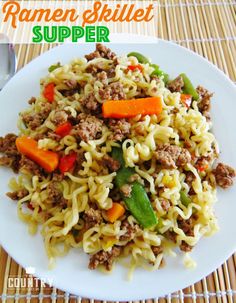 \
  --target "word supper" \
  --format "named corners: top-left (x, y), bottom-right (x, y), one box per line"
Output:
top-left (2, 1), bottom-right (154, 29)
top-left (32, 26), bottom-right (110, 43)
